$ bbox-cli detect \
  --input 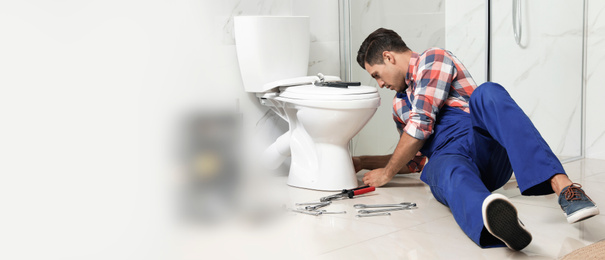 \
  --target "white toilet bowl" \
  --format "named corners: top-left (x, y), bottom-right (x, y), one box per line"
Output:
top-left (263, 78), bottom-right (380, 191)
top-left (234, 16), bottom-right (380, 191)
